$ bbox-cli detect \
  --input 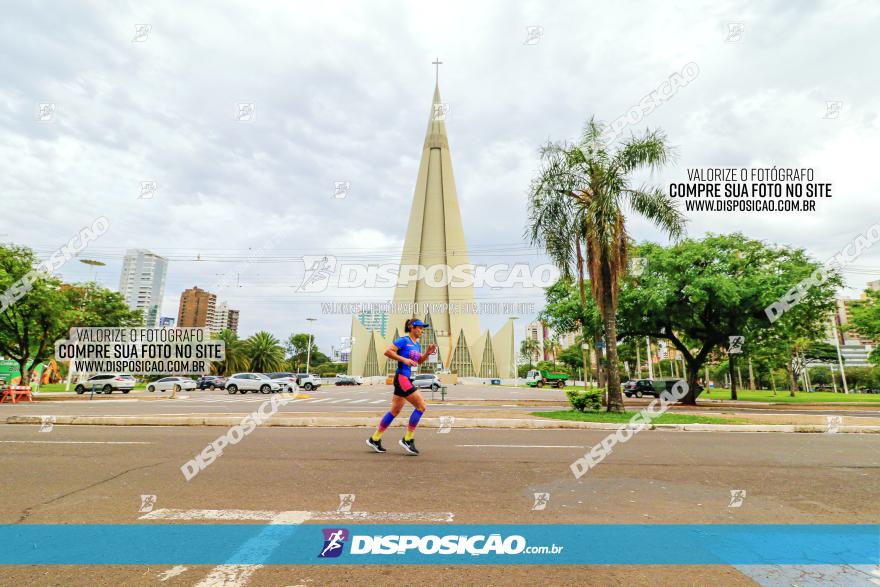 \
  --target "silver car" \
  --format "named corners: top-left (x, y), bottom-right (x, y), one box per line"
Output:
top-left (146, 376), bottom-right (197, 393)
top-left (412, 374), bottom-right (441, 391)
top-left (225, 373), bottom-right (283, 394)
